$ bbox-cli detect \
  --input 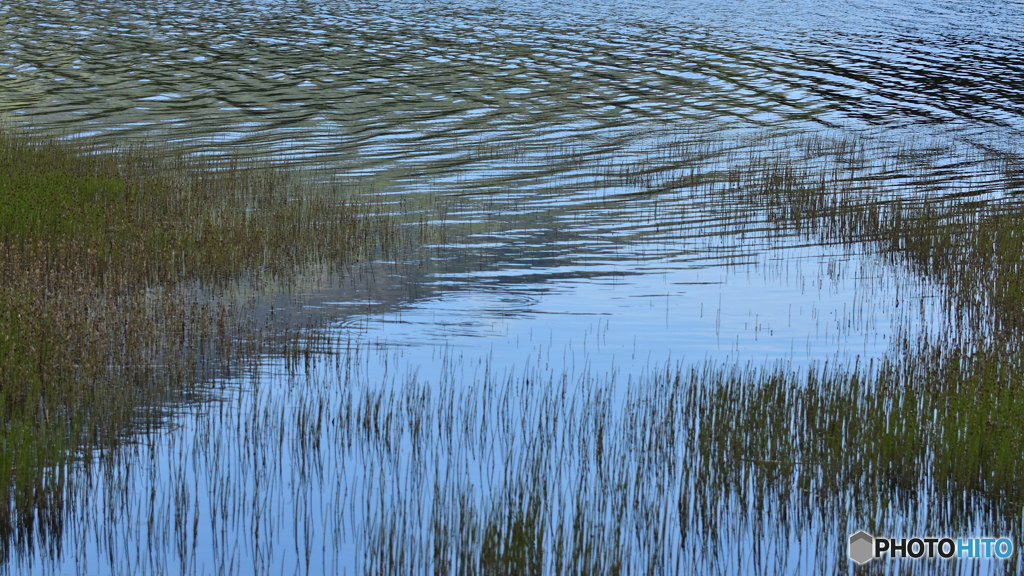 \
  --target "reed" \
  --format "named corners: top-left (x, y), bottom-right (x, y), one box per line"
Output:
top-left (54, 338), bottom-right (1019, 574)
top-left (331, 134), bottom-right (1024, 573)
top-left (5, 128), bottom-right (1024, 574)
top-left (0, 125), bottom-right (402, 559)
